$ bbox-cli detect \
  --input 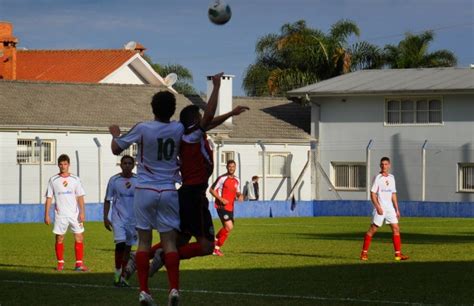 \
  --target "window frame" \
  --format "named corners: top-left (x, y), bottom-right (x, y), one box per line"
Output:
top-left (17, 139), bottom-right (57, 165)
top-left (331, 162), bottom-right (367, 191)
top-left (458, 163), bottom-right (474, 193)
top-left (220, 151), bottom-right (235, 166)
top-left (384, 96), bottom-right (443, 126)
top-left (258, 152), bottom-right (291, 178)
